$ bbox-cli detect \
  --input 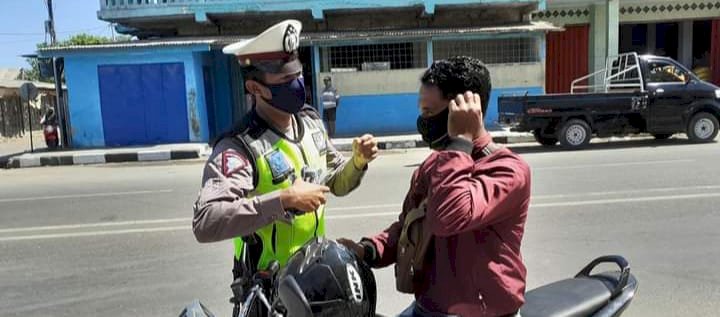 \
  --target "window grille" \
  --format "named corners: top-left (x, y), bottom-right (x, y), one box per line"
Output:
top-left (320, 42), bottom-right (427, 72)
top-left (433, 38), bottom-right (539, 64)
